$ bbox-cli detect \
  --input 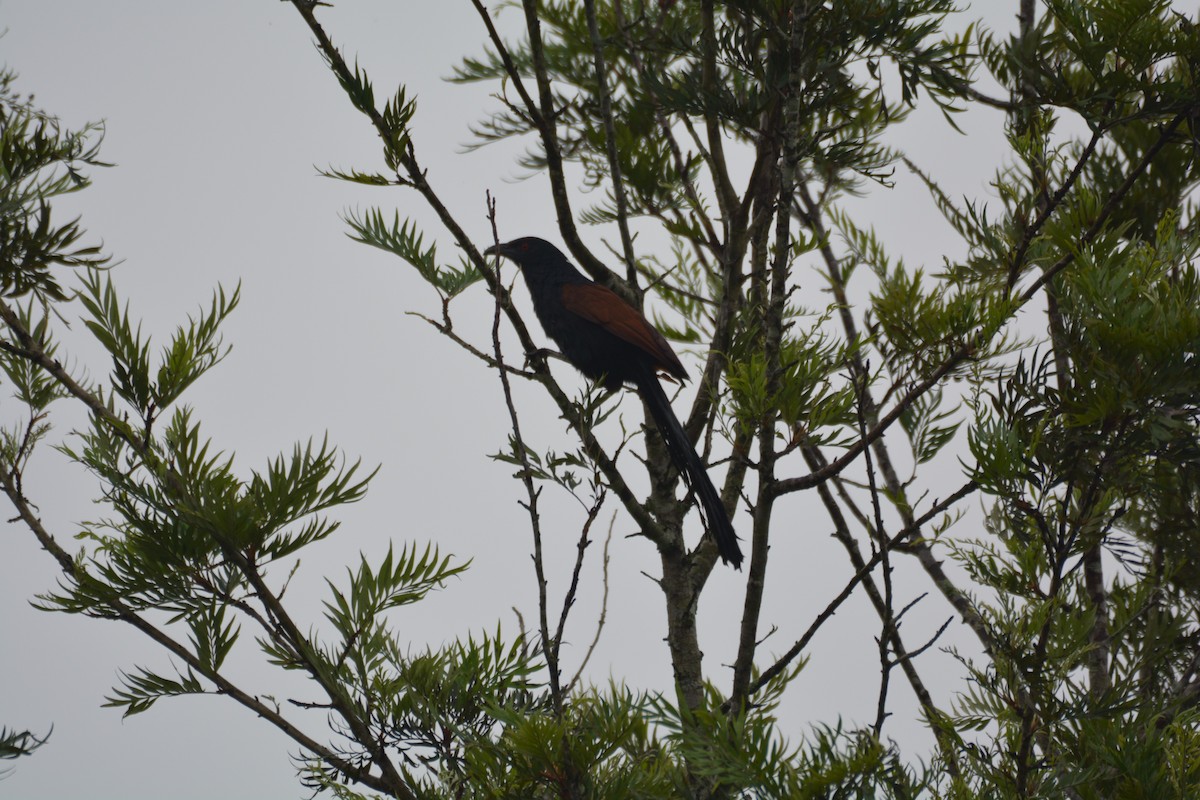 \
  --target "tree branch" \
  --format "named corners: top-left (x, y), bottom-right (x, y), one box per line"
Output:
top-left (582, 0), bottom-right (639, 290)
top-left (0, 459), bottom-right (399, 796)
top-left (745, 480), bottom-right (977, 699)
